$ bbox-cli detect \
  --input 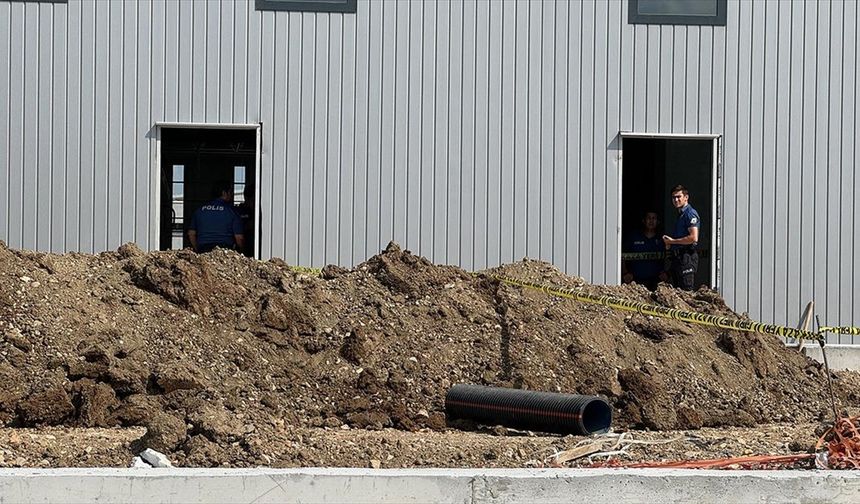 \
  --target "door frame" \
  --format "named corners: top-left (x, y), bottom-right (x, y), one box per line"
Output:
top-left (153, 122), bottom-right (262, 259)
top-left (618, 132), bottom-right (721, 290)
